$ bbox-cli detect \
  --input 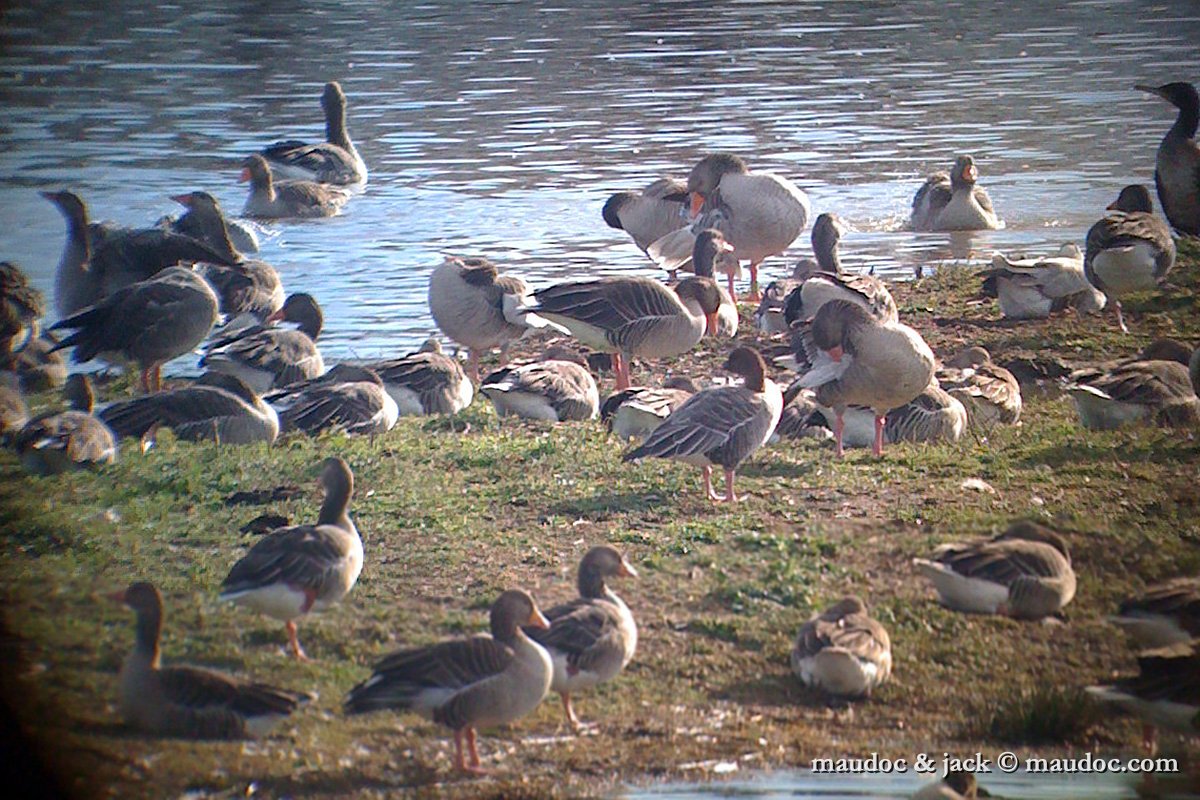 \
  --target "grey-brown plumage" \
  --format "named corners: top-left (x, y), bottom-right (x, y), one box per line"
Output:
top-left (161, 191), bottom-right (259, 255)
top-left (260, 81), bottom-right (367, 185)
top-left (11, 333), bottom-right (67, 392)
top-left (1136, 82), bottom-right (1200, 237)
top-left (981, 244), bottom-right (1106, 320)
top-left (790, 596), bottom-right (892, 697)
top-left (16, 374), bottom-right (117, 474)
top-left (910, 155), bottom-right (1000, 231)
top-left (1066, 343), bottom-right (1200, 430)
top-left (363, 339), bottom-right (473, 416)
top-left (201, 293), bottom-right (324, 394)
top-left (1111, 577), bottom-right (1200, 650)
top-left (602, 177), bottom-right (688, 253)
top-left (240, 154), bottom-right (350, 219)
top-left (480, 358), bottom-right (599, 421)
top-left (98, 372), bottom-right (279, 445)
top-left (1087, 643), bottom-right (1200, 749)
top-left (601, 377), bottom-right (698, 440)
top-left (265, 364), bottom-right (398, 436)
top-left (0, 262), bottom-right (44, 368)
top-left (0, 372), bottom-right (28, 440)
top-left (937, 346), bottom-right (1022, 428)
